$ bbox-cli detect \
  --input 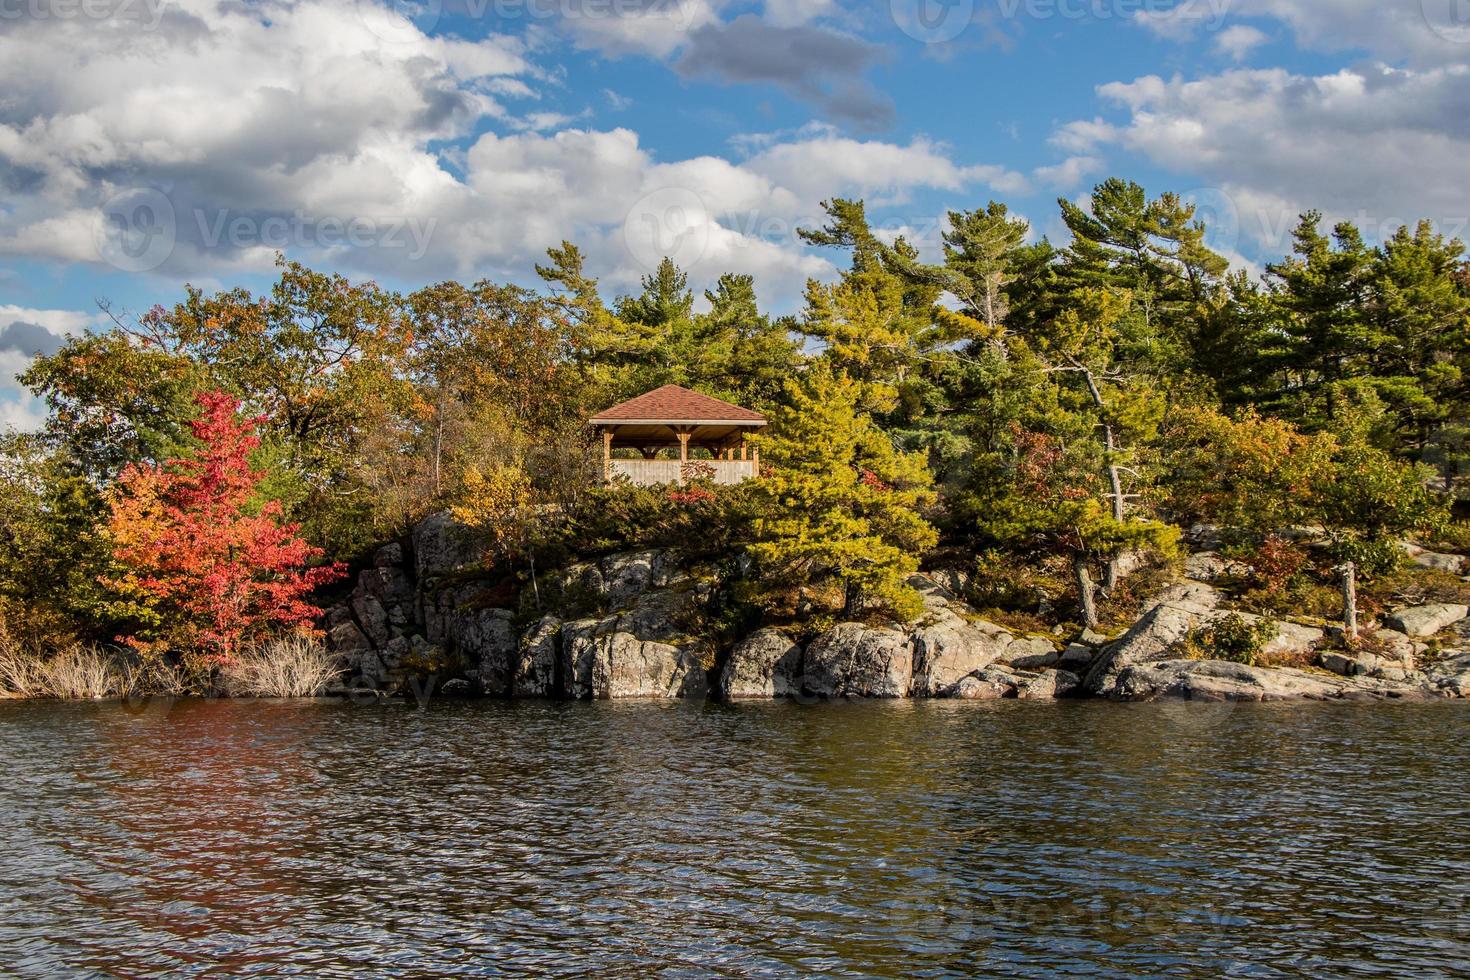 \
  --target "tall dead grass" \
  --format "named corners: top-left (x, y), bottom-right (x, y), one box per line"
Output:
top-left (218, 636), bottom-right (342, 698)
top-left (0, 642), bottom-right (135, 699)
